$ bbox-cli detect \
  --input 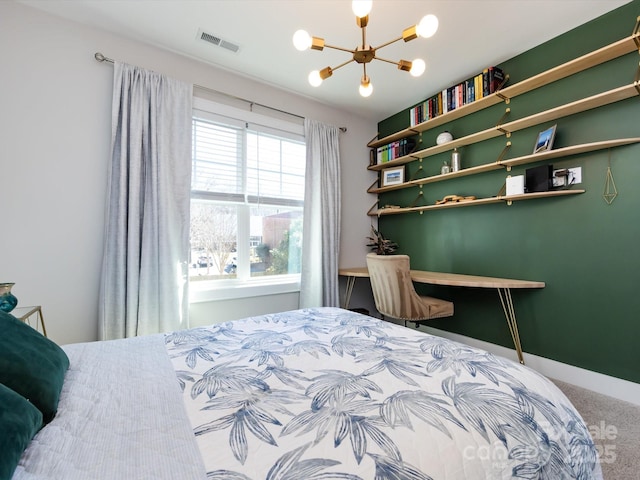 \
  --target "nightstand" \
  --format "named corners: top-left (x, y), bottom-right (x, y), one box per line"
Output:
top-left (12, 305), bottom-right (47, 337)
